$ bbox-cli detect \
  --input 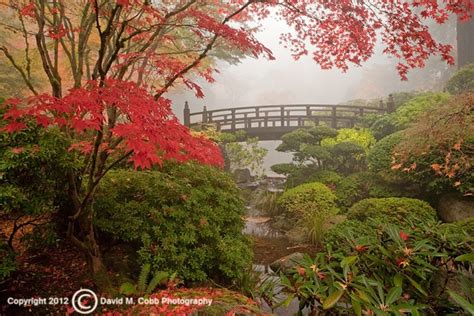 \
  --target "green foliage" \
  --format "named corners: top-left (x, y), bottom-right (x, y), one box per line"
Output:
top-left (347, 197), bottom-right (437, 226)
top-left (390, 92), bottom-right (450, 128)
top-left (368, 131), bottom-right (404, 174)
top-left (278, 127), bottom-right (368, 175)
top-left (120, 263), bottom-right (169, 296)
top-left (278, 182), bottom-right (338, 244)
top-left (0, 120), bottom-right (76, 252)
top-left (321, 128), bottom-right (376, 152)
top-left (334, 172), bottom-right (407, 211)
top-left (225, 136), bottom-right (267, 176)
top-left (327, 141), bottom-right (366, 175)
top-left (369, 92), bottom-right (450, 139)
top-left (276, 128), bottom-right (314, 152)
top-left (0, 124), bottom-right (74, 216)
top-left (94, 162), bottom-right (252, 283)
top-left (254, 190), bottom-right (281, 216)
top-left (285, 169), bottom-right (342, 189)
top-left (445, 63), bottom-right (474, 95)
top-left (296, 144), bottom-right (331, 164)
top-left (280, 219), bottom-right (474, 315)
top-left (270, 163), bottom-right (297, 176)
top-left (0, 241), bottom-right (16, 281)
top-left (370, 115), bottom-right (399, 140)
top-left (277, 127), bottom-right (337, 153)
